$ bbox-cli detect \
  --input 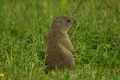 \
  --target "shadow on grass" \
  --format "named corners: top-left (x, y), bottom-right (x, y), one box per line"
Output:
top-left (37, 51), bottom-right (46, 61)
